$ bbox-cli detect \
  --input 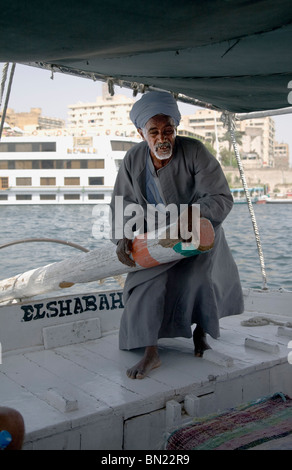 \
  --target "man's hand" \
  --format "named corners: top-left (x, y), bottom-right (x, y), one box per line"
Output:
top-left (177, 206), bottom-right (193, 242)
top-left (177, 206), bottom-right (202, 243)
top-left (116, 238), bottom-right (136, 267)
